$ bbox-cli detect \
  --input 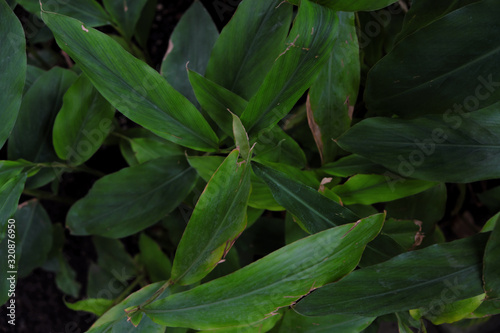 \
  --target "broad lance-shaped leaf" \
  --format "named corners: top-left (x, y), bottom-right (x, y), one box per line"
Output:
top-left (0, 173), bottom-right (27, 241)
top-left (205, 0), bottom-right (293, 100)
top-left (171, 150), bottom-right (251, 285)
top-left (365, 0), bottom-right (500, 118)
top-left (66, 157), bottom-right (197, 238)
top-left (53, 74), bottom-right (115, 166)
top-left (331, 174), bottom-right (438, 205)
top-left (337, 103), bottom-right (500, 183)
top-left (252, 162), bottom-right (359, 233)
top-left (162, 1), bottom-right (218, 108)
top-left (232, 114), bottom-right (250, 161)
top-left (143, 214), bottom-right (384, 329)
top-left (241, 0), bottom-right (339, 136)
top-left (294, 232), bottom-right (489, 317)
top-left (41, 11), bottom-right (219, 152)
top-left (307, 11), bottom-right (359, 163)
top-left (0, 0), bottom-right (26, 150)
top-left (286, 0), bottom-right (397, 11)
top-left (322, 154), bottom-right (388, 178)
top-left (484, 214), bottom-right (500, 300)
top-left (102, 0), bottom-right (148, 40)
